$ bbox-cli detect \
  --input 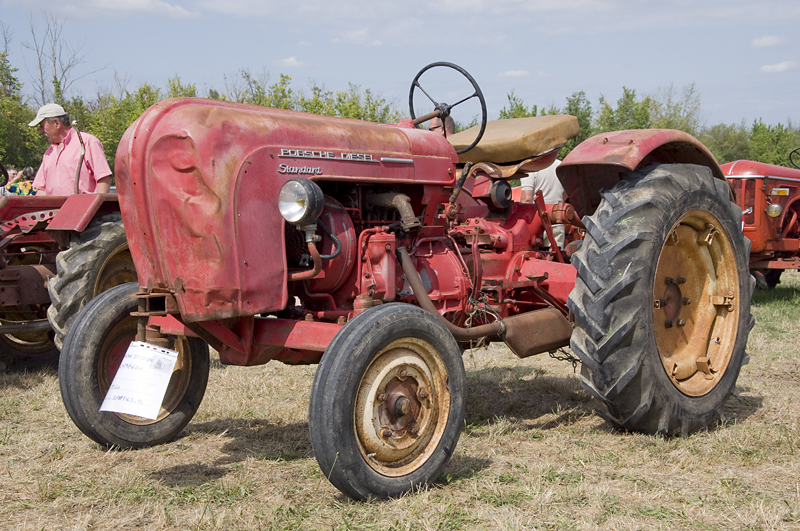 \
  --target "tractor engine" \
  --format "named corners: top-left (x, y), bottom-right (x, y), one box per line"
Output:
top-left (116, 97), bottom-right (575, 348)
